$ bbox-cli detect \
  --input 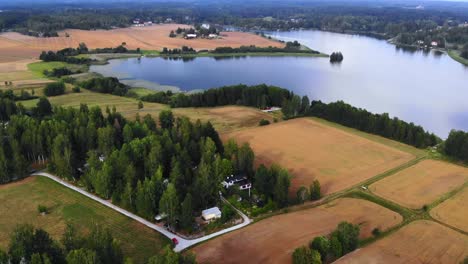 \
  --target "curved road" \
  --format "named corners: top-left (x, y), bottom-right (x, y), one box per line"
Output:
top-left (32, 172), bottom-right (251, 252)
